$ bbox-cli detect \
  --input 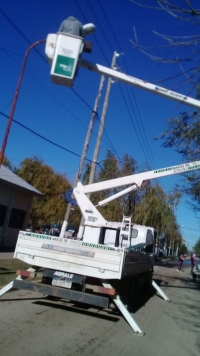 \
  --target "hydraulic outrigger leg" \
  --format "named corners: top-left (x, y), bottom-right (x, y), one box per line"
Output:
top-left (102, 280), bottom-right (170, 336)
